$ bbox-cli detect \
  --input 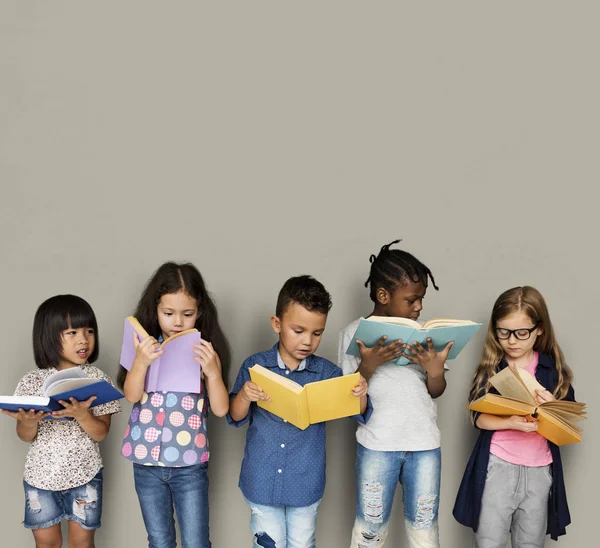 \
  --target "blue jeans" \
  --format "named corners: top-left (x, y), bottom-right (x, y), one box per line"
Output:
top-left (133, 463), bottom-right (211, 548)
top-left (350, 444), bottom-right (441, 548)
top-left (23, 469), bottom-right (103, 530)
top-left (244, 496), bottom-right (321, 548)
